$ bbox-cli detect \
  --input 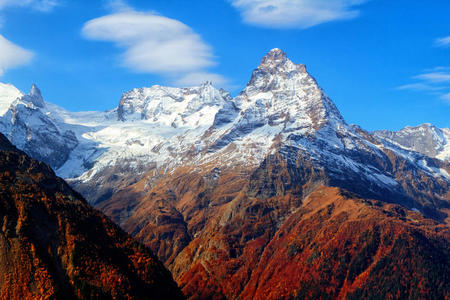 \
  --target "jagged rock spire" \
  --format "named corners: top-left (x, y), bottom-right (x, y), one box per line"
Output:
top-left (23, 83), bottom-right (45, 108)
top-left (238, 48), bottom-right (345, 131)
top-left (257, 48), bottom-right (306, 73)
